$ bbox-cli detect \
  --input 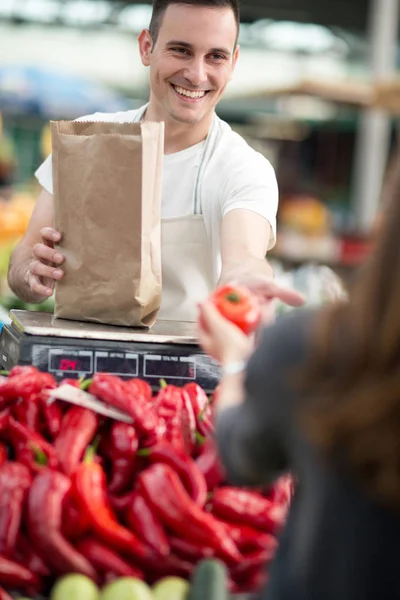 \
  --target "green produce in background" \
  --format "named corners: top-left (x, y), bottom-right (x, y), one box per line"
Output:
top-left (152, 576), bottom-right (190, 600)
top-left (50, 574), bottom-right (100, 600)
top-left (188, 559), bottom-right (229, 600)
top-left (100, 577), bottom-right (153, 600)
